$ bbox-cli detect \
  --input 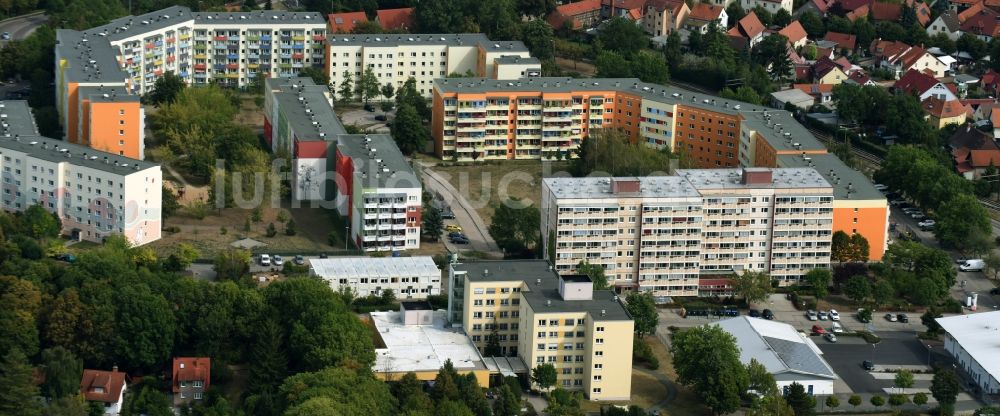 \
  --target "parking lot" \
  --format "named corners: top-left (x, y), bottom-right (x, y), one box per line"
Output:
top-left (817, 332), bottom-right (934, 393)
